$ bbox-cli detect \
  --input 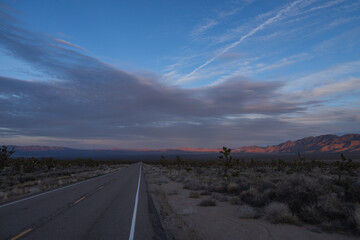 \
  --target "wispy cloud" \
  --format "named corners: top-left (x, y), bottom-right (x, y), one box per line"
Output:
top-left (256, 53), bottom-right (310, 73)
top-left (172, 0), bottom-right (351, 86)
top-left (299, 0), bottom-right (345, 15)
top-left (294, 77), bottom-right (360, 99)
top-left (308, 77), bottom-right (360, 98)
top-left (283, 106), bottom-right (360, 126)
top-left (178, 0), bottom-right (306, 84)
top-left (54, 38), bottom-right (89, 53)
top-left (286, 61), bottom-right (360, 91)
top-left (190, 5), bottom-right (244, 39)
top-left (191, 19), bottom-right (218, 37)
